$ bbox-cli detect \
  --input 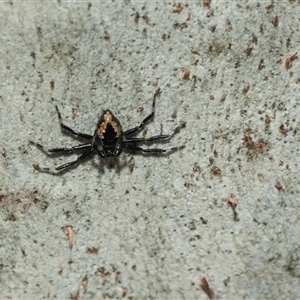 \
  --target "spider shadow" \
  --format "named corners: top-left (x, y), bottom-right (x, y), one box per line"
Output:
top-left (91, 140), bottom-right (182, 177)
top-left (90, 155), bottom-right (128, 176)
